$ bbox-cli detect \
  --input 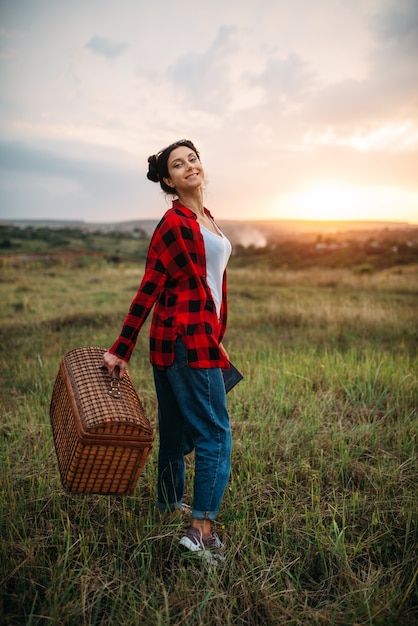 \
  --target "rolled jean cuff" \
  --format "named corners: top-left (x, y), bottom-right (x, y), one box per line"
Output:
top-left (192, 509), bottom-right (219, 521)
